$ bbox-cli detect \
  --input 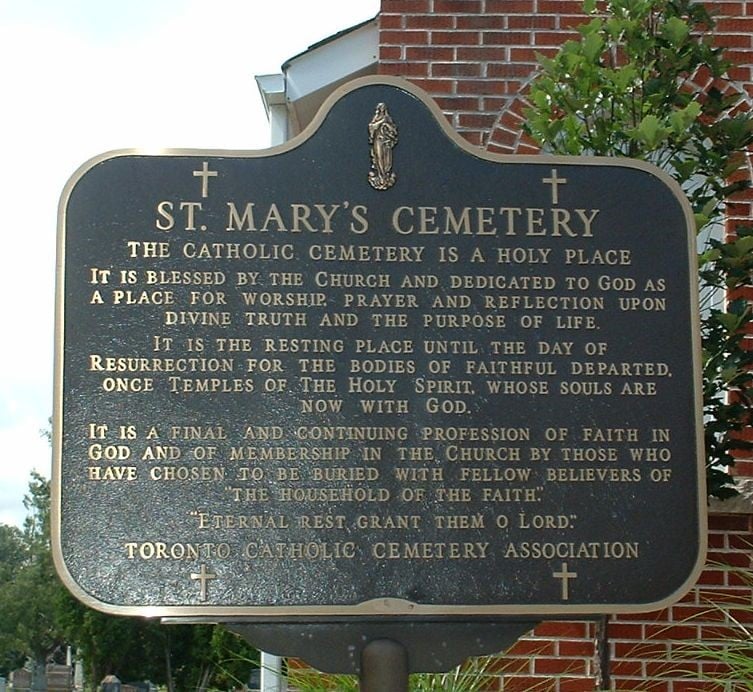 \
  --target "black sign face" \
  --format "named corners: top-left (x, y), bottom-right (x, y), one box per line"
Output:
top-left (53, 77), bottom-right (705, 617)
